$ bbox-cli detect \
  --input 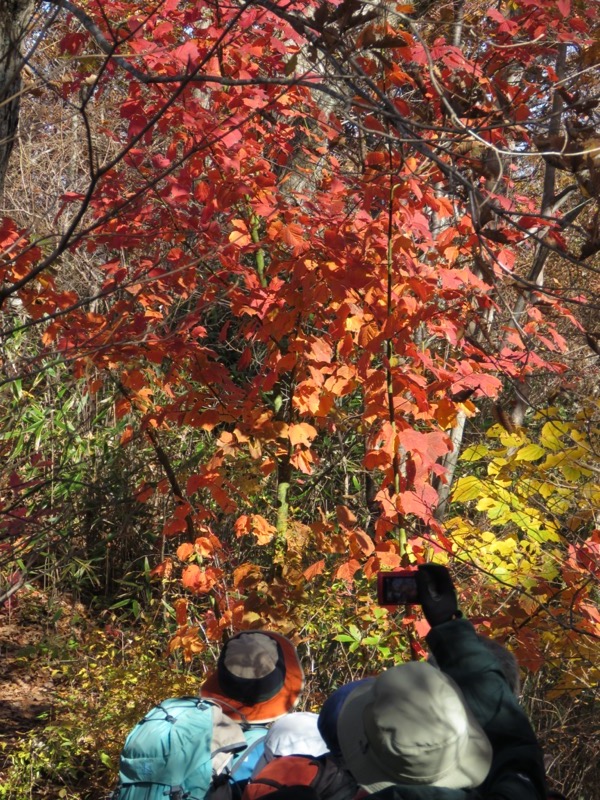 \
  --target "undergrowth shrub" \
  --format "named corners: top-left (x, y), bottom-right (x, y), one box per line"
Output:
top-left (0, 626), bottom-right (202, 800)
